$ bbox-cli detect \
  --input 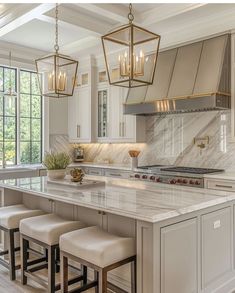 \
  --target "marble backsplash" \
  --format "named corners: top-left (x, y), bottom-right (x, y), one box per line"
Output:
top-left (49, 110), bottom-right (235, 171)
